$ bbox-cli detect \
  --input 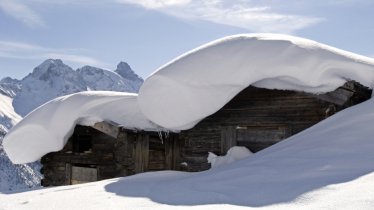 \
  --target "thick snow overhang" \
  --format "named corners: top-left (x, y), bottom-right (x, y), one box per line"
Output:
top-left (3, 91), bottom-right (163, 164)
top-left (138, 34), bottom-right (374, 130)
